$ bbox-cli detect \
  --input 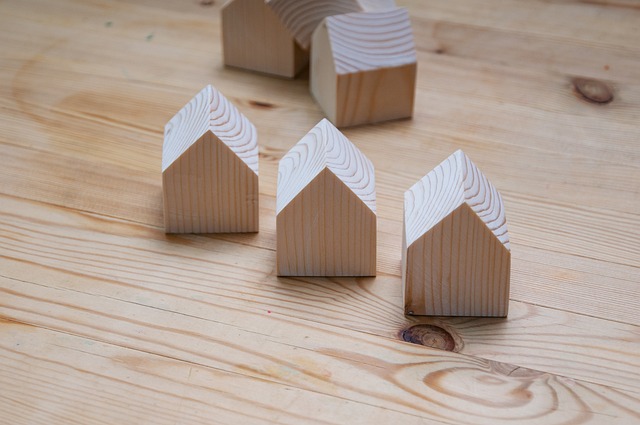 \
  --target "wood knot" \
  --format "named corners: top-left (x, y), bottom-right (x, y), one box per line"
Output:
top-left (200, 0), bottom-right (214, 6)
top-left (400, 324), bottom-right (457, 351)
top-left (572, 77), bottom-right (613, 104)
